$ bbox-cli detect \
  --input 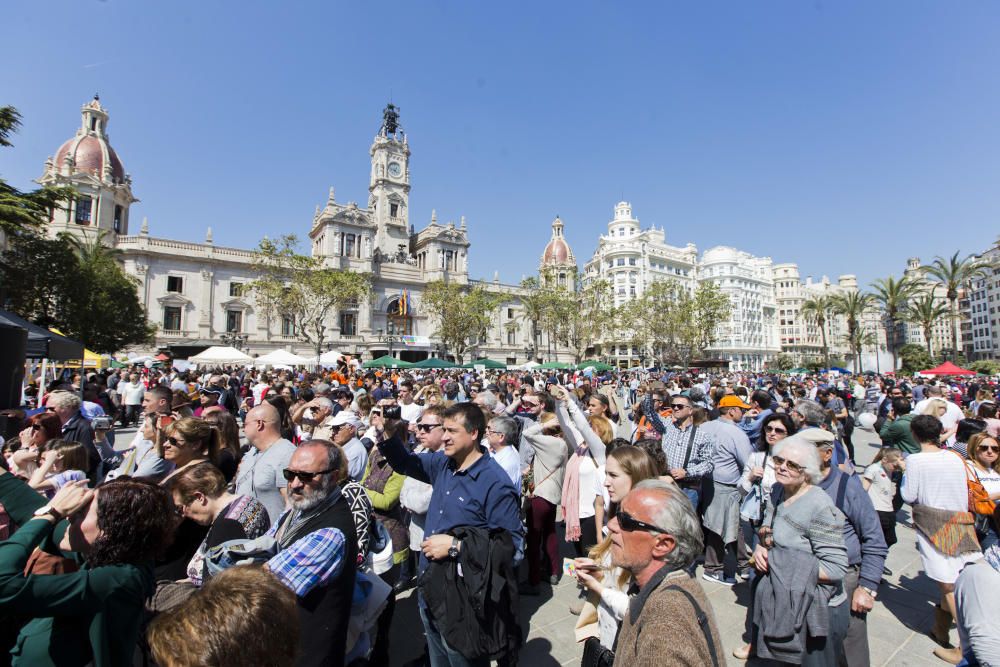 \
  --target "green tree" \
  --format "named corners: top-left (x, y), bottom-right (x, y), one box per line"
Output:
top-left (905, 292), bottom-right (950, 358)
top-left (676, 281), bottom-right (732, 367)
top-left (770, 353), bottom-right (795, 371)
top-left (0, 106), bottom-right (75, 234)
top-left (870, 275), bottom-right (919, 373)
top-left (421, 280), bottom-right (502, 364)
top-left (969, 360), bottom-right (999, 375)
top-left (627, 280), bottom-right (684, 366)
top-left (831, 291), bottom-right (875, 373)
top-left (554, 270), bottom-right (614, 364)
top-left (0, 231), bottom-right (153, 353)
top-left (921, 252), bottom-right (989, 360)
top-left (248, 235), bottom-right (372, 361)
top-left (800, 295), bottom-right (833, 371)
top-left (898, 343), bottom-right (933, 375)
top-left (517, 276), bottom-right (548, 361)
